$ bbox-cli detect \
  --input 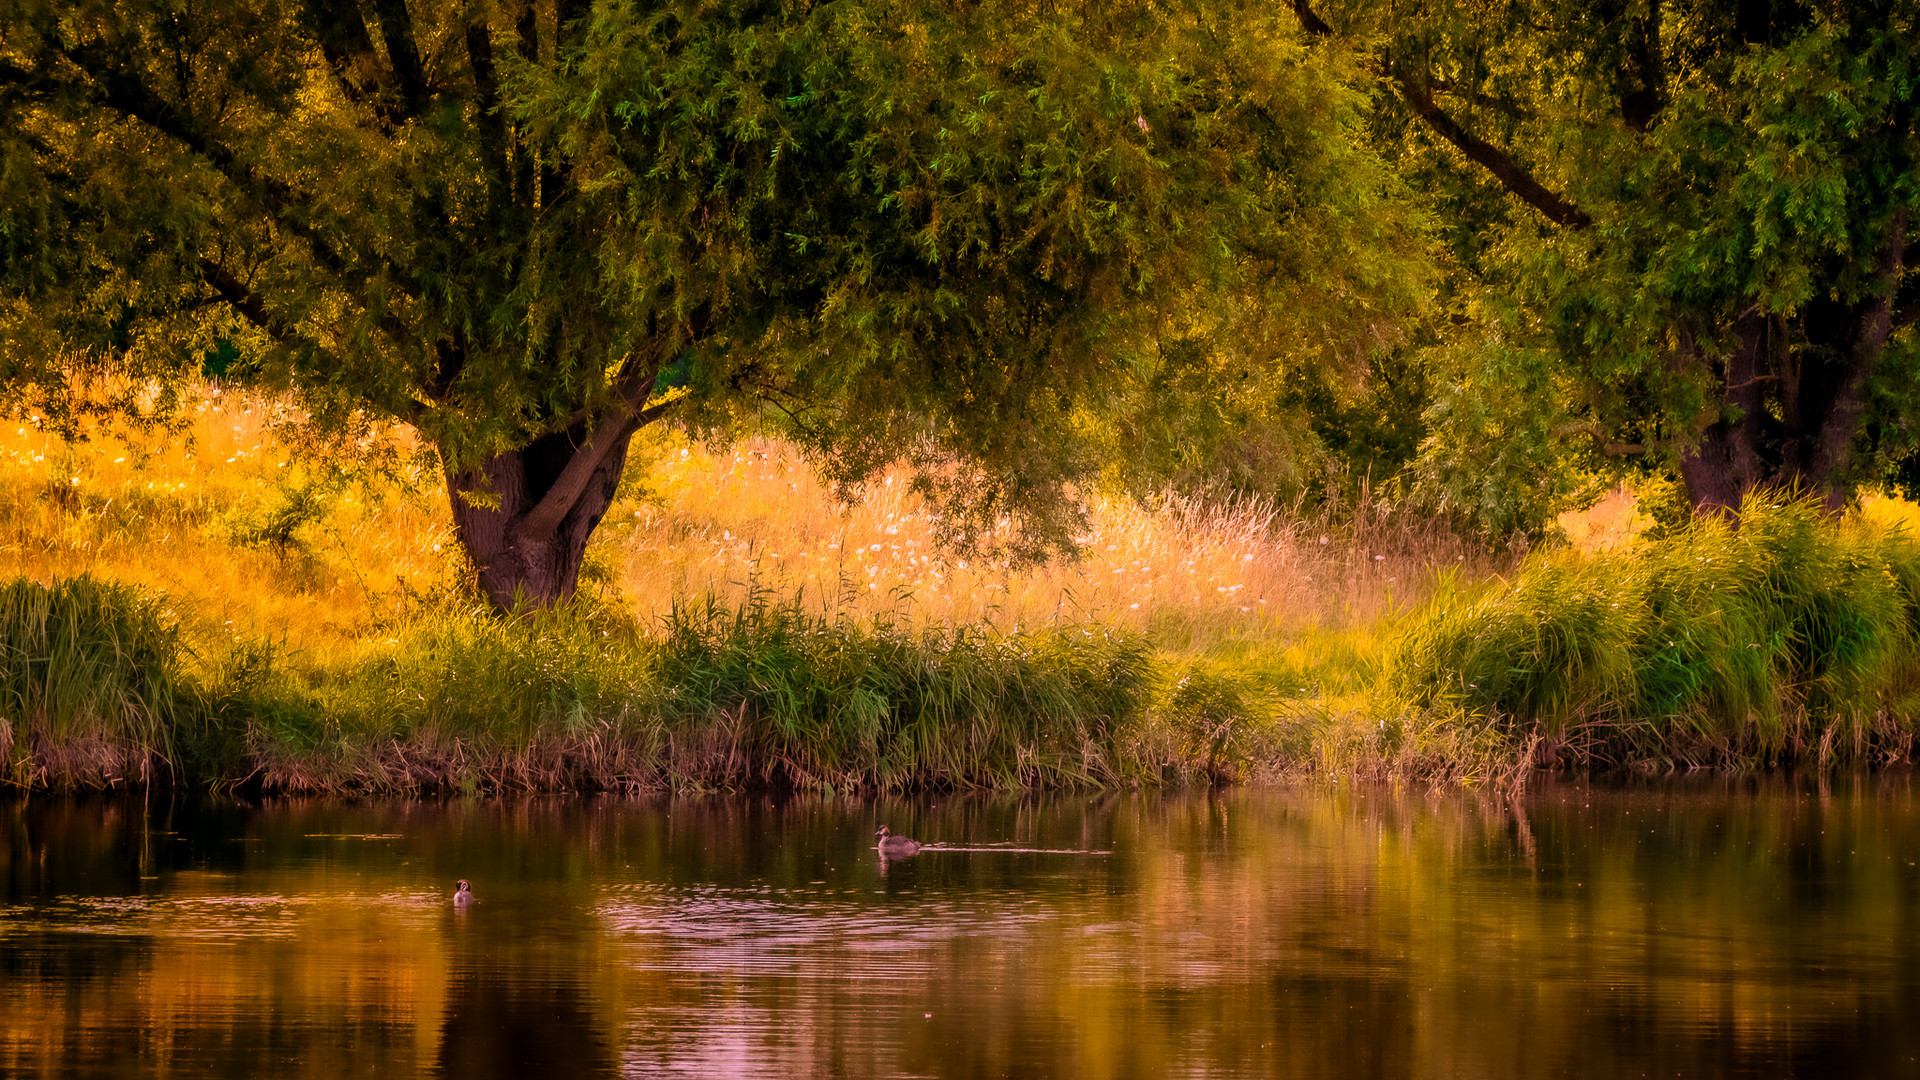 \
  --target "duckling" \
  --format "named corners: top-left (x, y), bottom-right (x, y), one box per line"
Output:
top-left (875, 825), bottom-right (922, 858)
top-left (453, 879), bottom-right (476, 906)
